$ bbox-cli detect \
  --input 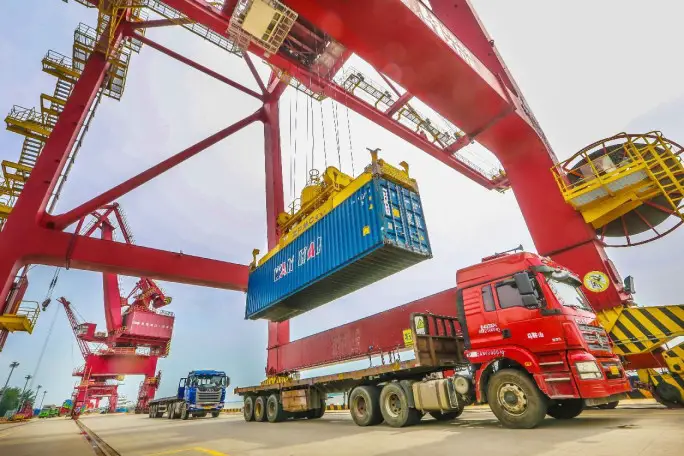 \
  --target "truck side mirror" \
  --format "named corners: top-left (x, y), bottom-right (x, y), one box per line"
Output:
top-left (513, 272), bottom-right (535, 295)
top-left (623, 276), bottom-right (635, 294)
top-left (179, 377), bottom-right (186, 387)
